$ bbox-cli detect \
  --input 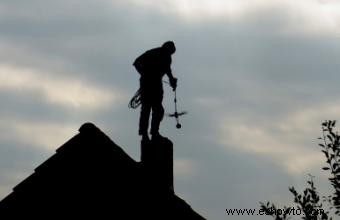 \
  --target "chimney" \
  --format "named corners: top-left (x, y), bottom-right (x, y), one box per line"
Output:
top-left (141, 138), bottom-right (174, 191)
